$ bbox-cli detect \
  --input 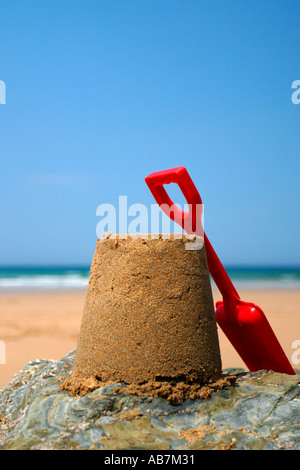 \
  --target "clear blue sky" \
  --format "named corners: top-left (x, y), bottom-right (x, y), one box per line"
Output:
top-left (0, 0), bottom-right (299, 266)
